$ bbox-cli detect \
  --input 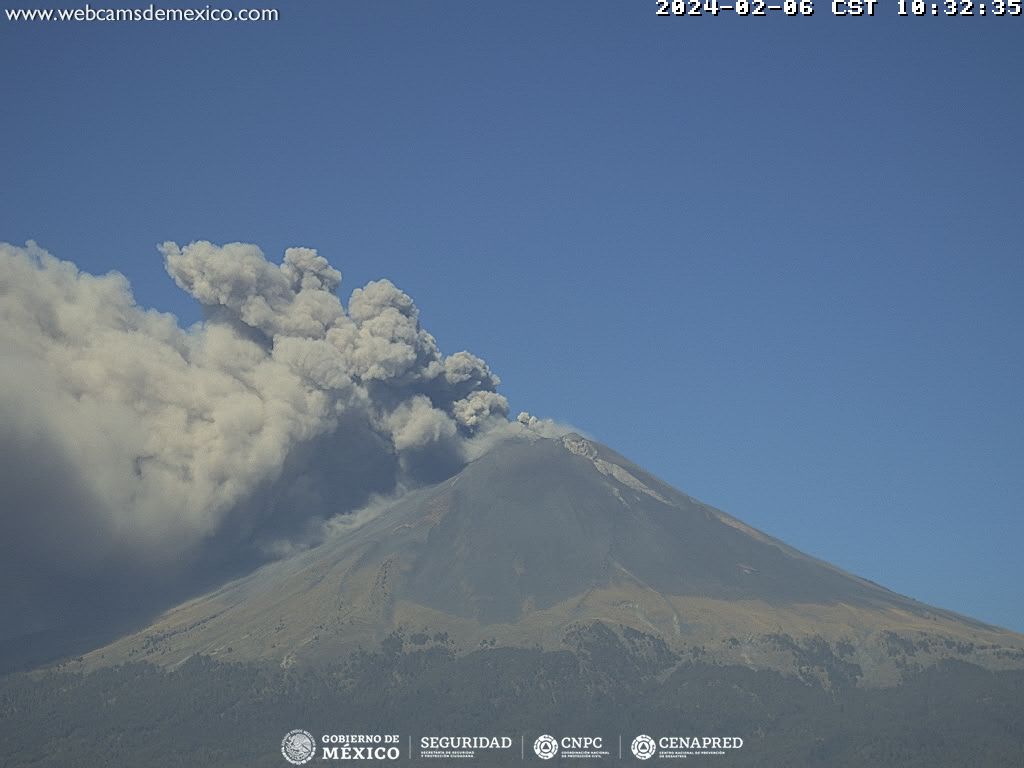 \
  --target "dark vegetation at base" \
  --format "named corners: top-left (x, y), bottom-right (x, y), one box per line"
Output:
top-left (1, 628), bottom-right (1022, 768)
